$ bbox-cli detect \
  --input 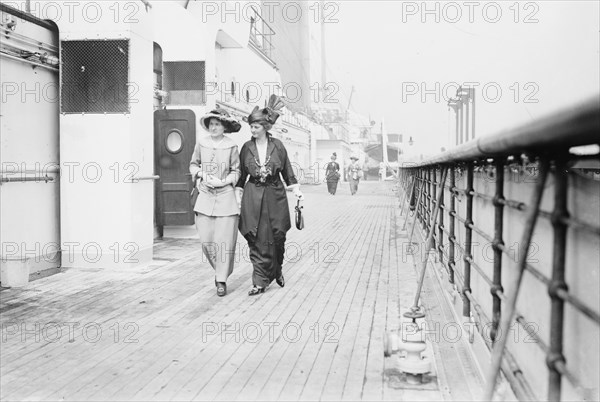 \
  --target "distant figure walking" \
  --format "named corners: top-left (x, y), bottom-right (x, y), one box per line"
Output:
top-left (190, 109), bottom-right (241, 297)
top-left (324, 152), bottom-right (340, 195)
top-left (347, 155), bottom-right (362, 195)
